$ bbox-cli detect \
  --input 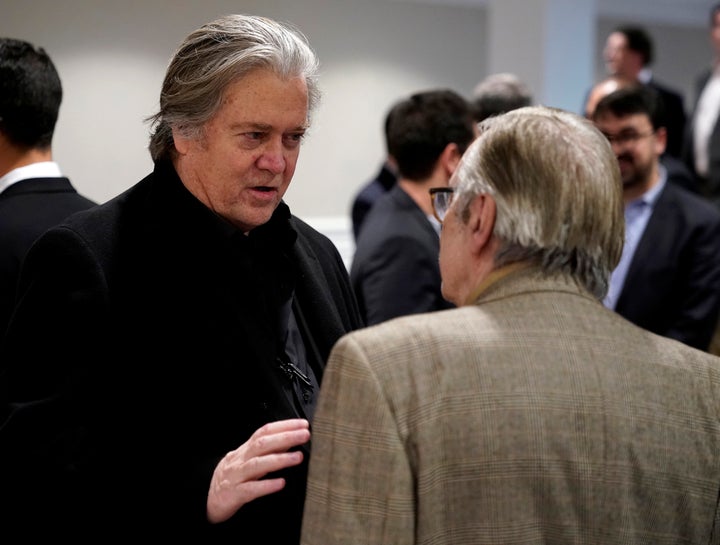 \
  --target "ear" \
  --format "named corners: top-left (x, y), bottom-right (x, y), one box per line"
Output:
top-left (653, 126), bottom-right (667, 156)
top-left (172, 126), bottom-right (190, 155)
top-left (439, 143), bottom-right (463, 178)
top-left (467, 193), bottom-right (496, 255)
